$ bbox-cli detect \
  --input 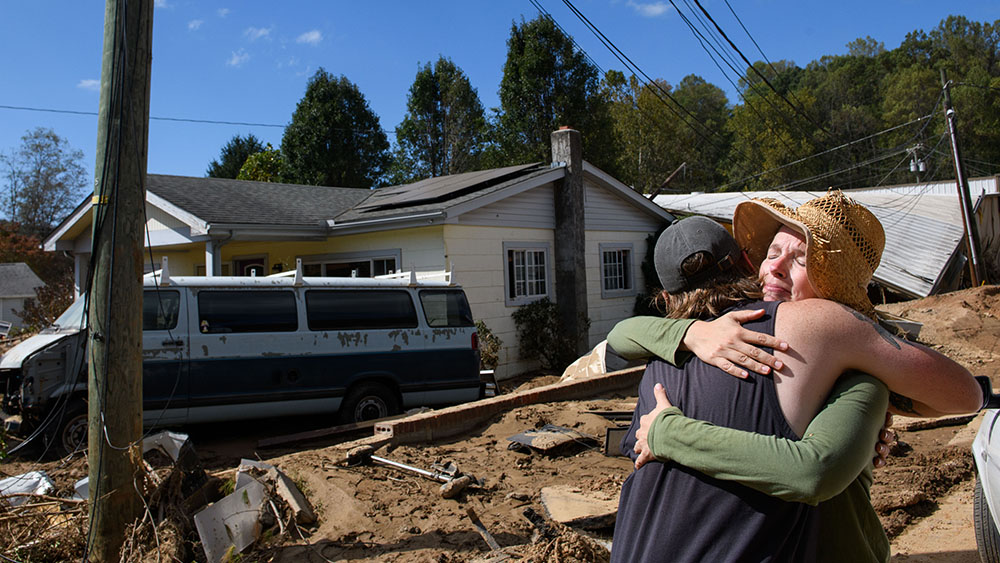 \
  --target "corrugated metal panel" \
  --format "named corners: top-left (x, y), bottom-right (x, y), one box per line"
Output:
top-left (653, 189), bottom-right (982, 298)
top-left (847, 176), bottom-right (999, 198)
